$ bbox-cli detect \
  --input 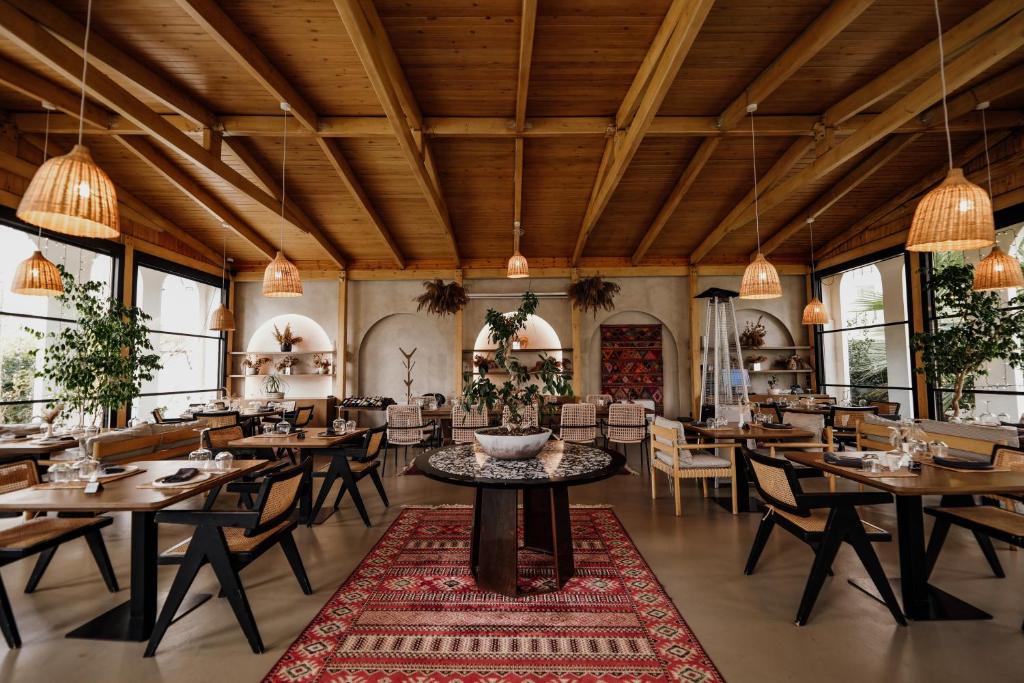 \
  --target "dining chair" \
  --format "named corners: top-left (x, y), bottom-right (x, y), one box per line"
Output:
top-left (309, 425), bottom-right (389, 526)
top-left (501, 403), bottom-right (538, 429)
top-left (868, 400), bottom-right (900, 416)
top-left (559, 403), bottom-right (598, 444)
top-left (771, 411), bottom-right (836, 486)
top-left (584, 394), bottom-right (613, 405)
top-left (603, 403), bottom-right (648, 469)
top-left (827, 405), bottom-right (878, 446)
top-left (386, 404), bottom-right (438, 472)
top-left (192, 410), bottom-right (240, 429)
top-left (650, 418), bottom-right (736, 516)
top-left (285, 405), bottom-right (315, 429)
top-left (151, 408), bottom-right (187, 424)
top-left (0, 460), bottom-right (119, 649)
top-left (201, 424), bottom-right (285, 509)
top-left (742, 447), bottom-right (905, 626)
top-left (451, 403), bottom-right (488, 444)
top-left (144, 460), bottom-right (313, 656)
